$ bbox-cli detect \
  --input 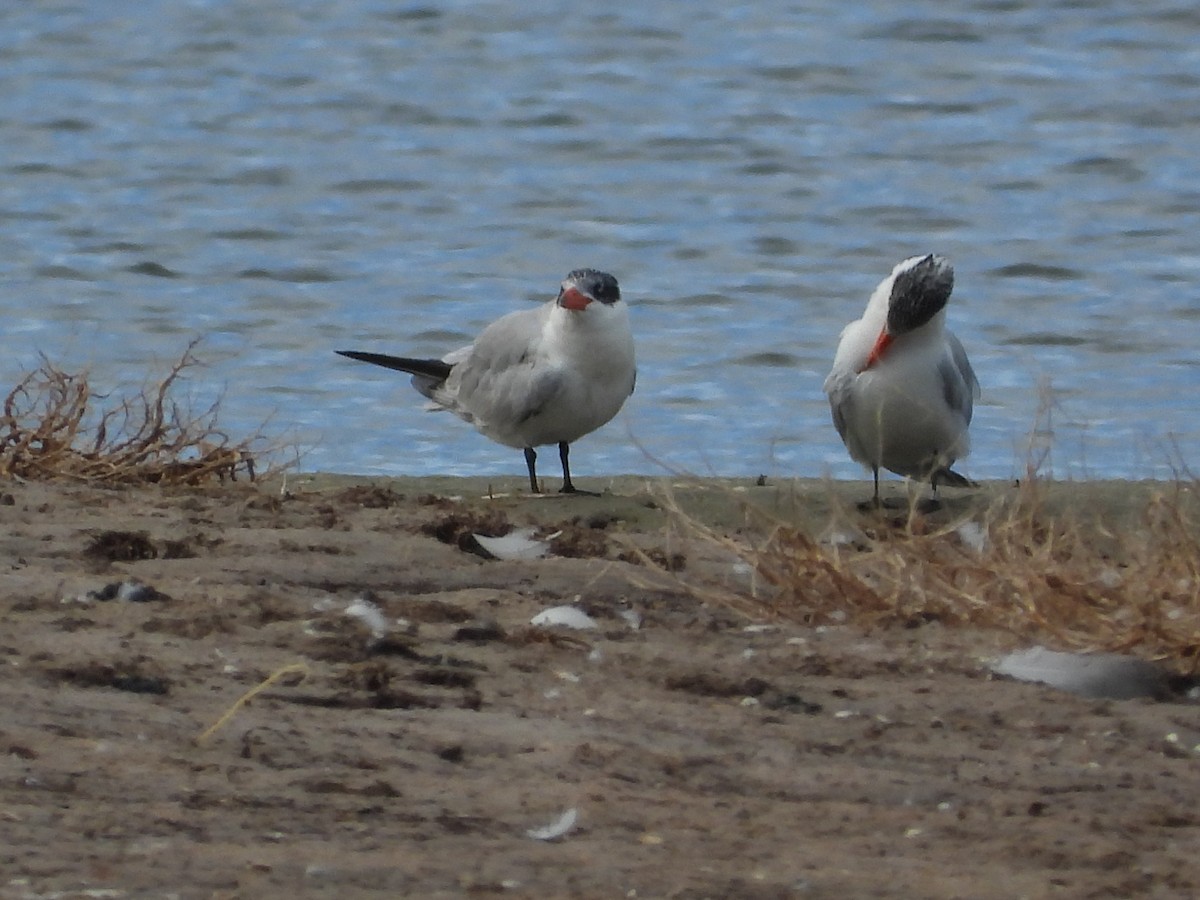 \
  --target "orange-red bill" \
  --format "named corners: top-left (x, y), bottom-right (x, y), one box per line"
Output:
top-left (862, 330), bottom-right (893, 371)
top-left (560, 287), bottom-right (591, 310)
